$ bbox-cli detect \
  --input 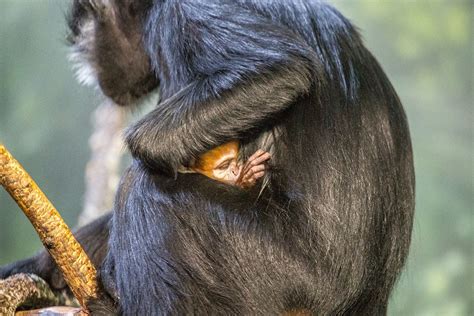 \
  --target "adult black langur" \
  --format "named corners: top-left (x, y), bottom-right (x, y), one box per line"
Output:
top-left (1, 0), bottom-right (415, 315)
